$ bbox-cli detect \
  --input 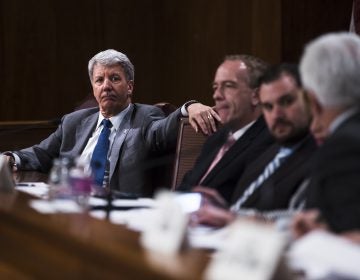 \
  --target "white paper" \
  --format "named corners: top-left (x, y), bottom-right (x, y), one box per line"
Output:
top-left (30, 199), bottom-right (83, 214)
top-left (16, 182), bottom-right (49, 198)
top-left (112, 208), bottom-right (159, 229)
top-left (188, 226), bottom-right (231, 250)
top-left (173, 193), bottom-right (202, 213)
top-left (88, 196), bottom-right (107, 206)
top-left (89, 208), bottom-right (159, 231)
top-left (205, 220), bottom-right (286, 280)
top-left (111, 198), bottom-right (156, 208)
top-left (140, 191), bottom-right (189, 254)
top-left (287, 230), bottom-right (360, 279)
top-left (89, 210), bottom-right (107, 220)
